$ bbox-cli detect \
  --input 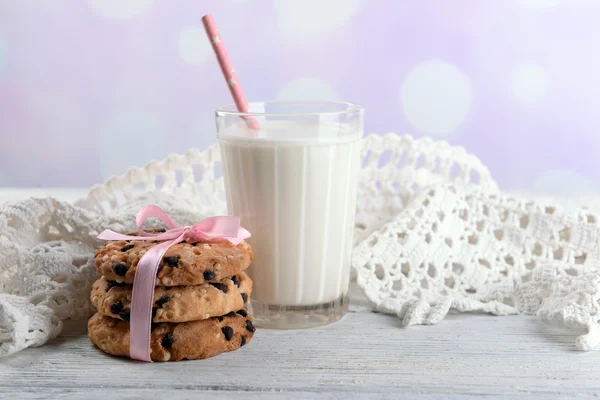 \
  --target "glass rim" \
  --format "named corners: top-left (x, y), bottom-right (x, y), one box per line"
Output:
top-left (215, 100), bottom-right (364, 117)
